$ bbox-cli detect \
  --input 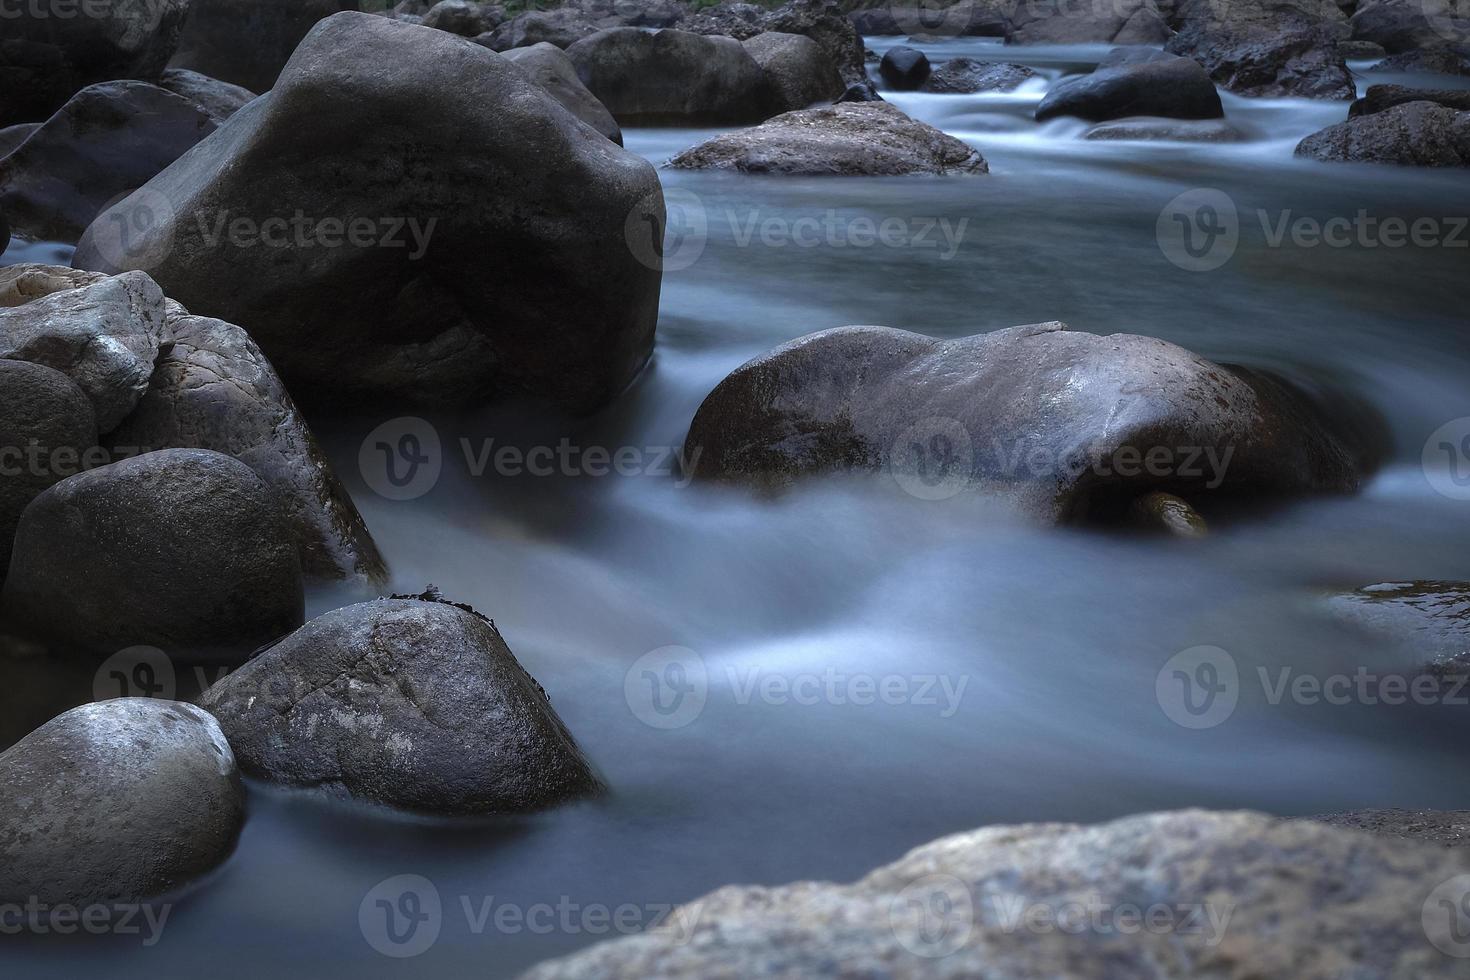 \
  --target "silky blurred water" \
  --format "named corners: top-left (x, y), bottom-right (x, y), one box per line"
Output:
top-left (8, 42), bottom-right (1470, 980)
